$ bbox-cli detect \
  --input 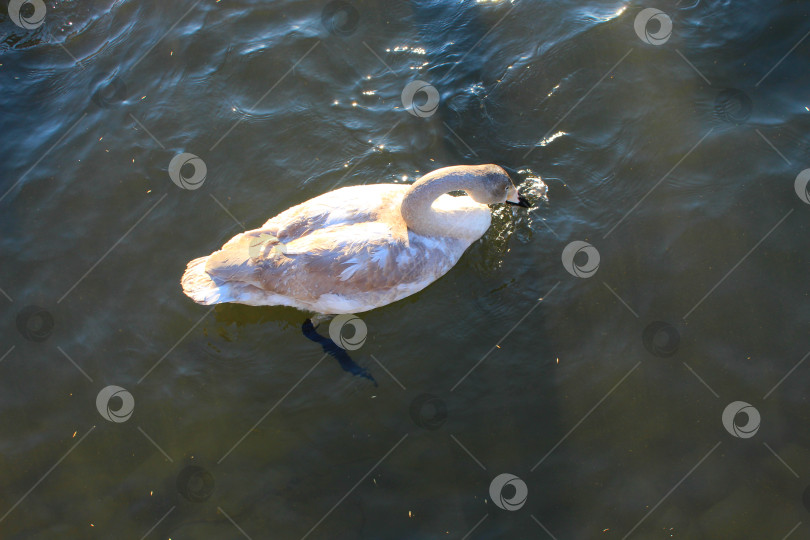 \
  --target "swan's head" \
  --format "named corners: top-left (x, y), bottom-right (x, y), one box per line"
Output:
top-left (465, 164), bottom-right (531, 208)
